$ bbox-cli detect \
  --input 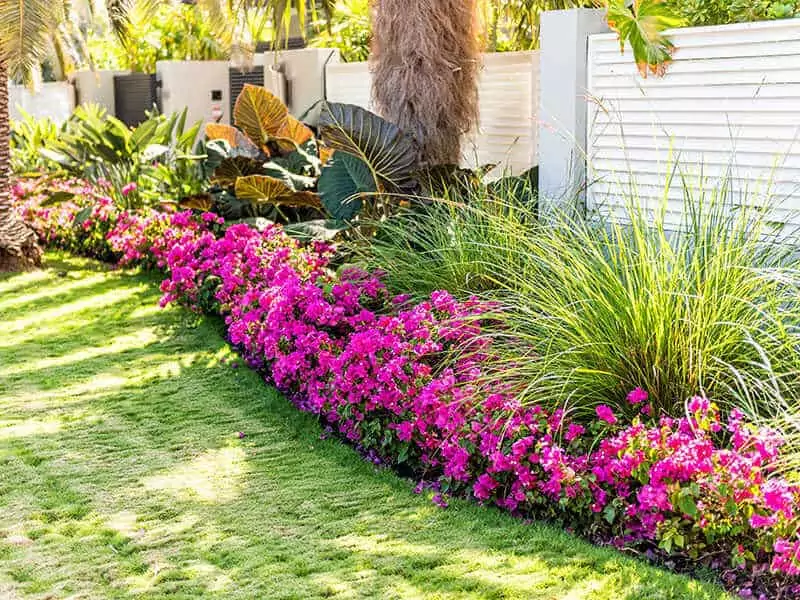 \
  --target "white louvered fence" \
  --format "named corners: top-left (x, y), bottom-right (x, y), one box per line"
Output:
top-left (326, 51), bottom-right (540, 175)
top-left (587, 19), bottom-right (800, 226)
